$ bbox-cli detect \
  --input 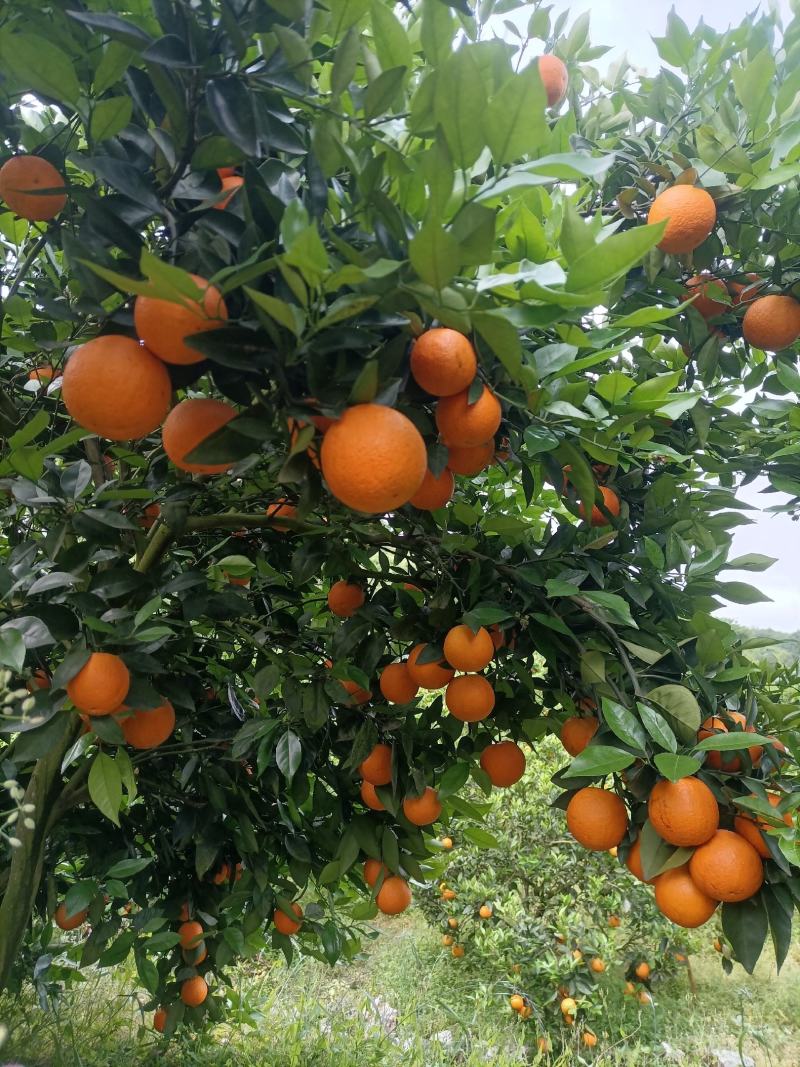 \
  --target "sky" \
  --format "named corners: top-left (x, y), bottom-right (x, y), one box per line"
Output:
top-left (545, 0), bottom-right (800, 633)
